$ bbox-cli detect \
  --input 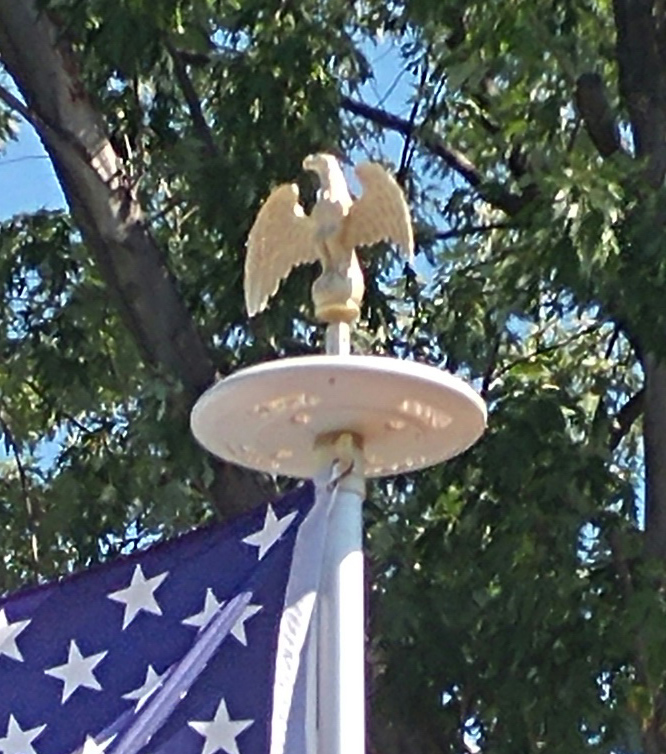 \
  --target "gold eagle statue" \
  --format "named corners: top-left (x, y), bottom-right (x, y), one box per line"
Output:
top-left (244, 154), bottom-right (414, 324)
